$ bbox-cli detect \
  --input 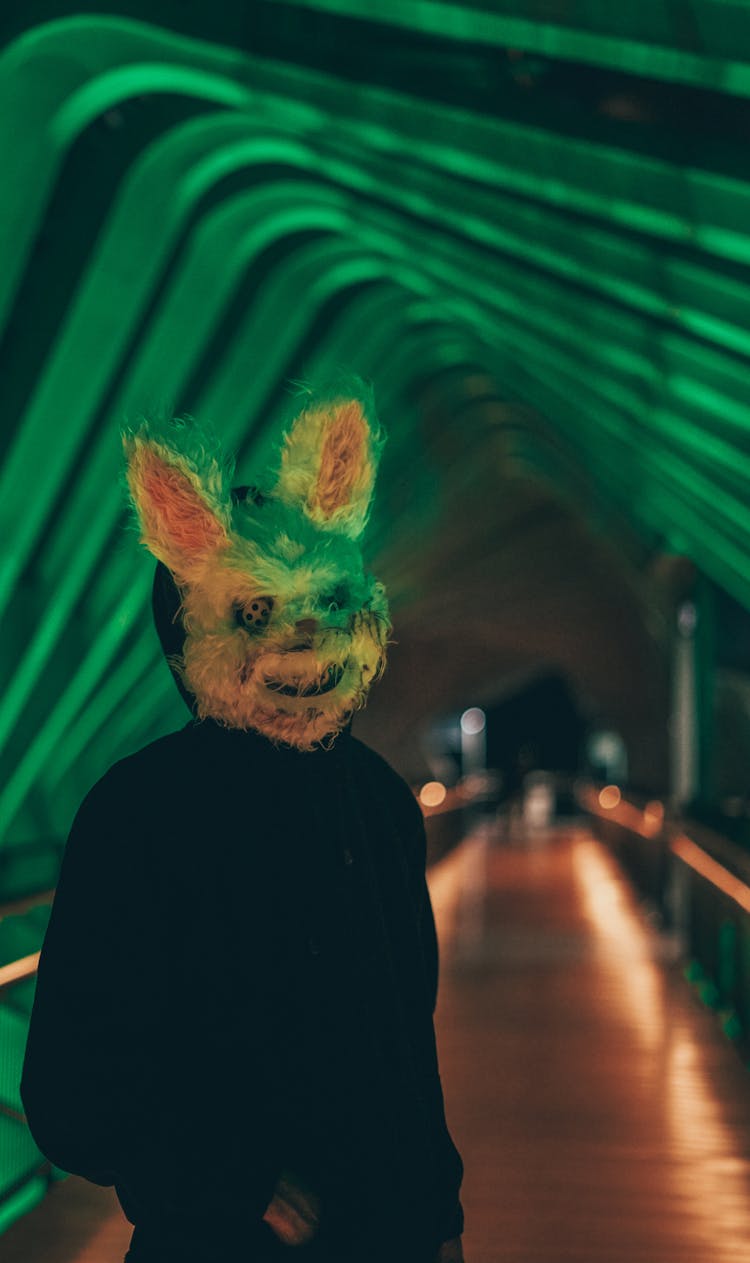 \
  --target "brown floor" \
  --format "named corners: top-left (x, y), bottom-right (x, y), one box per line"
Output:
top-left (5, 824), bottom-right (750, 1262)
top-left (432, 823), bottom-right (750, 1263)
